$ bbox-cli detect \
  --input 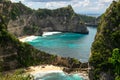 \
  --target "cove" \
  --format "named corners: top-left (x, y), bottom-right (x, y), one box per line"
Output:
top-left (28, 26), bottom-right (97, 62)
